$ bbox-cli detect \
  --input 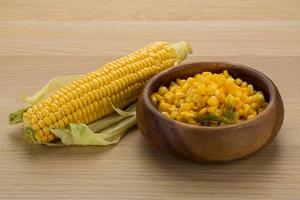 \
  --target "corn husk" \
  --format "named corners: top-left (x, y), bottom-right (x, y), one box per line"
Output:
top-left (9, 75), bottom-right (137, 146)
